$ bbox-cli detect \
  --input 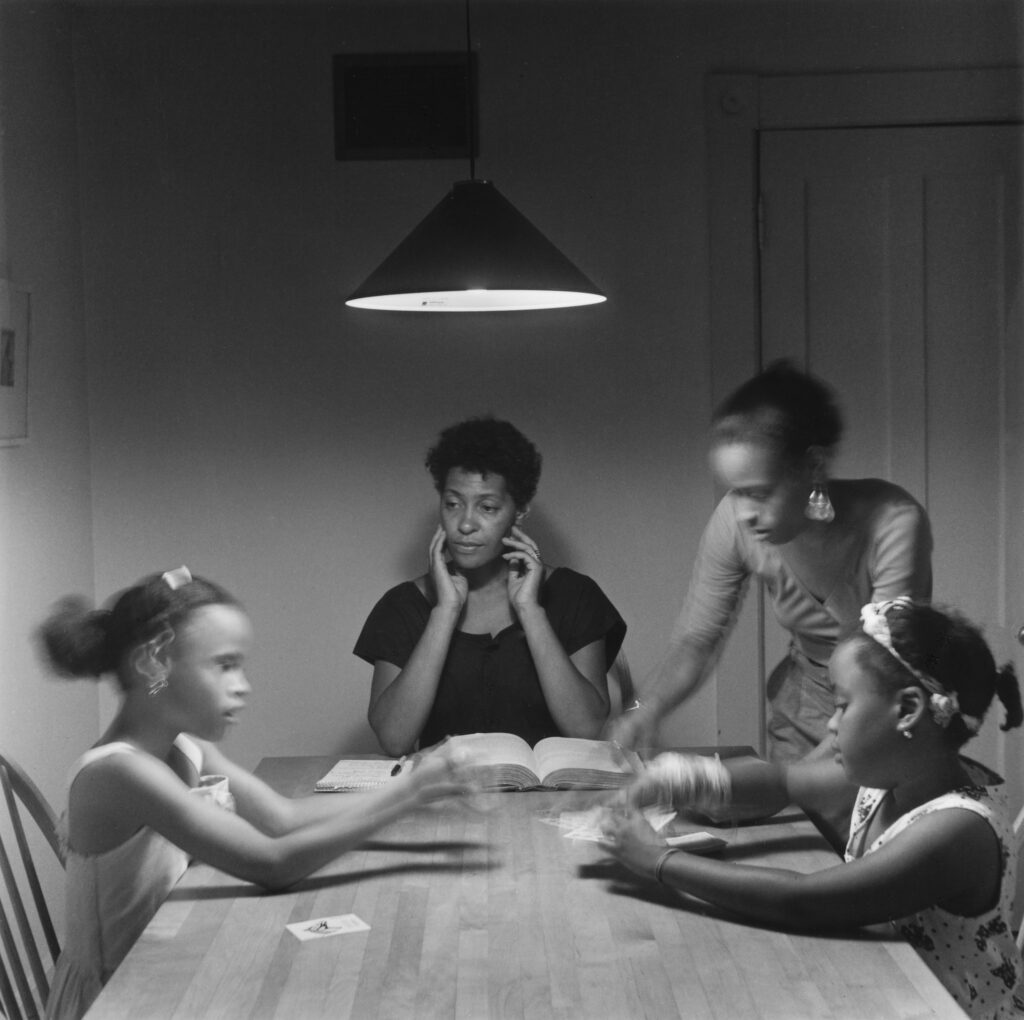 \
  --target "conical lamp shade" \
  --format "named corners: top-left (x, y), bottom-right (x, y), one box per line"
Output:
top-left (346, 179), bottom-right (606, 311)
